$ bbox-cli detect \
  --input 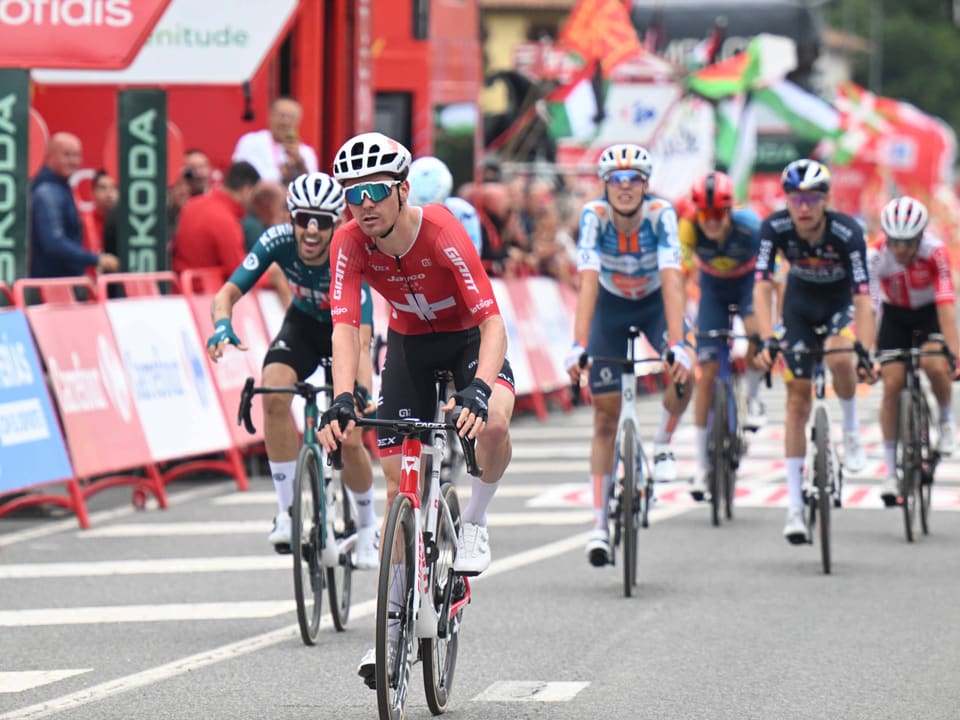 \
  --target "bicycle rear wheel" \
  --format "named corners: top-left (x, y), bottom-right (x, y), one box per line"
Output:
top-left (423, 481), bottom-right (463, 715)
top-left (376, 495), bottom-right (417, 720)
top-left (813, 407), bottom-right (832, 574)
top-left (326, 472), bottom-right (353, 632)
top-left (897, 389), bottom-right (918, 543)
top-left (292, 444), bottom-right (324, 645)
top-left (620, 420), bottom-right (639, 597)
top-left (708, 384), bottom-right (728, 527)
